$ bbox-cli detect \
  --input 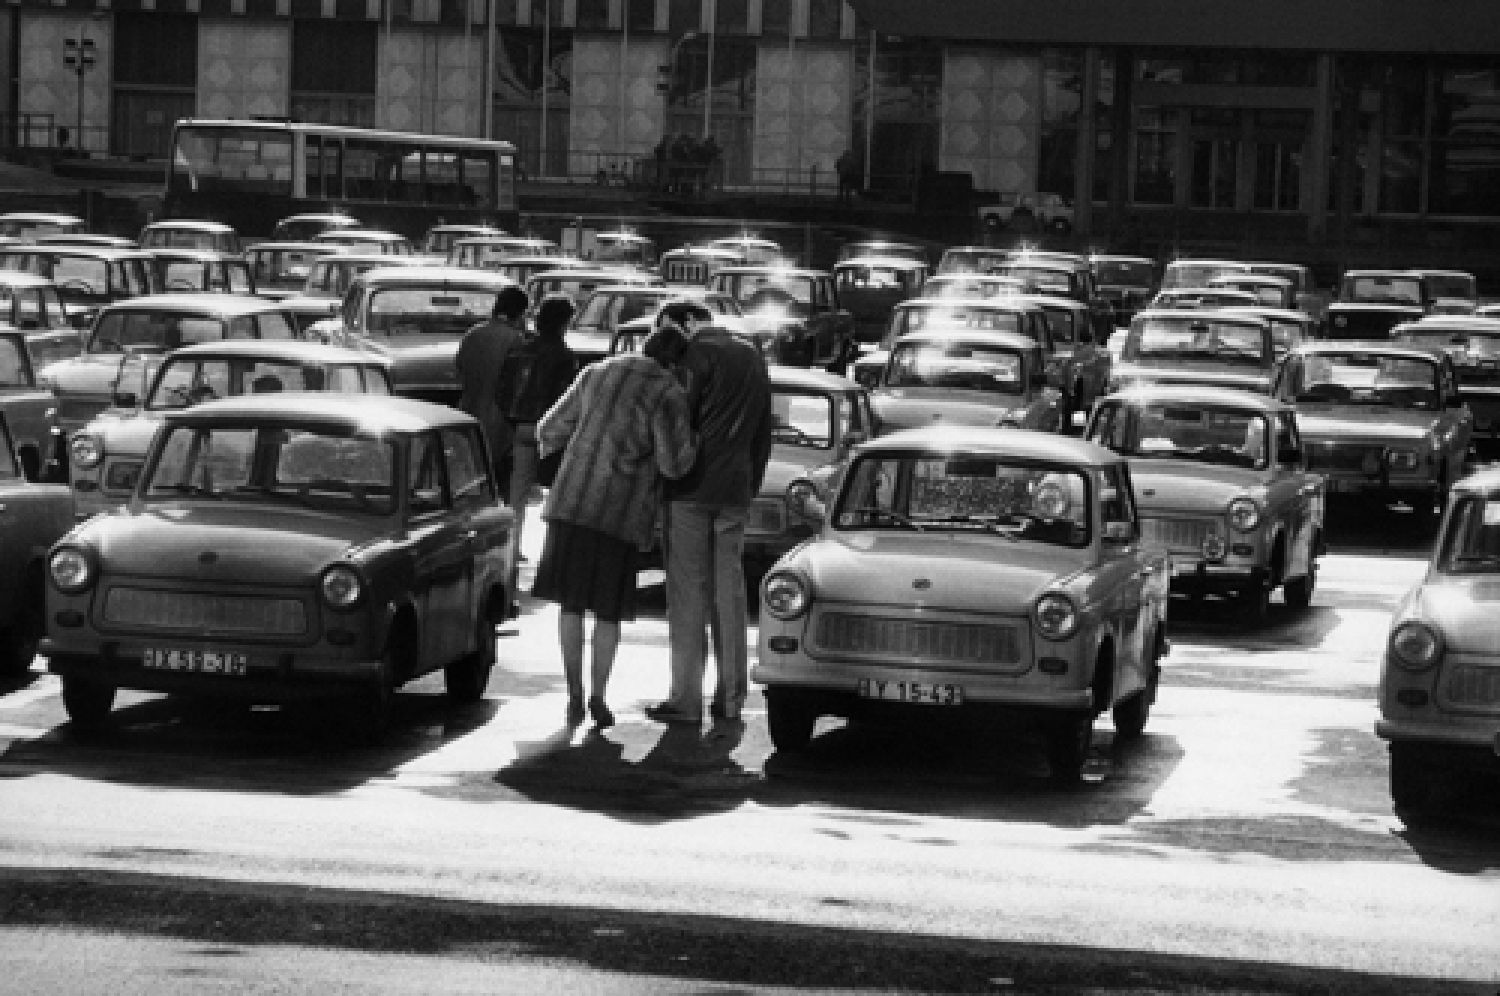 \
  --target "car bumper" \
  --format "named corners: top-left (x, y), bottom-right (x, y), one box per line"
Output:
top-left (44, 643), bottom-right (386, 700)
top-left (752, 658), bottom-right (1095, 712)
top-left (1167, 560), bottom-right (1270, 594)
